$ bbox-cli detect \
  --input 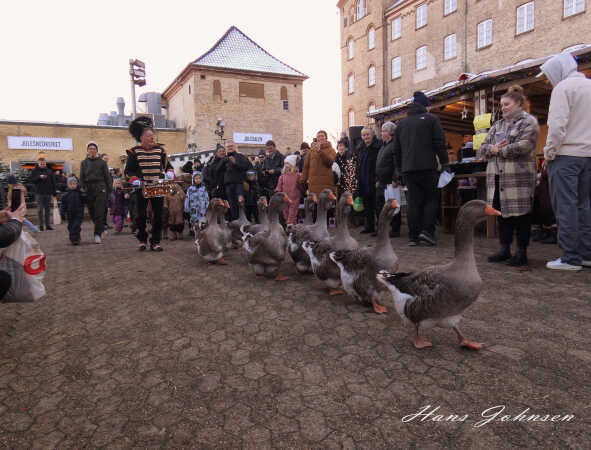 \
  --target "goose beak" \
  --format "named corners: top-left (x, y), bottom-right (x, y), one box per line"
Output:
top-left (328, 192), bottom-right (337, 201)
top-left (312, 194), bottom-right (318, 203)
top-left (485, 205), bottom-right (501, 216)
top-left (284, 196), bottom-right (292, 204)
top-left (263, 199), bottom-right (268, 207)
top-left (217, 199), bottom-right (224, 206)
top-left (390, 199), bottom-right (400, 209)
top-left (346, 196), bottom-right (354, 206)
